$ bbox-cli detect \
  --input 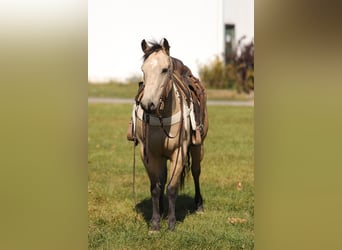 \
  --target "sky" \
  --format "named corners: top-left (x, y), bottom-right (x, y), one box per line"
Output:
top-left (88, 0), bottom-right (254, 82)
